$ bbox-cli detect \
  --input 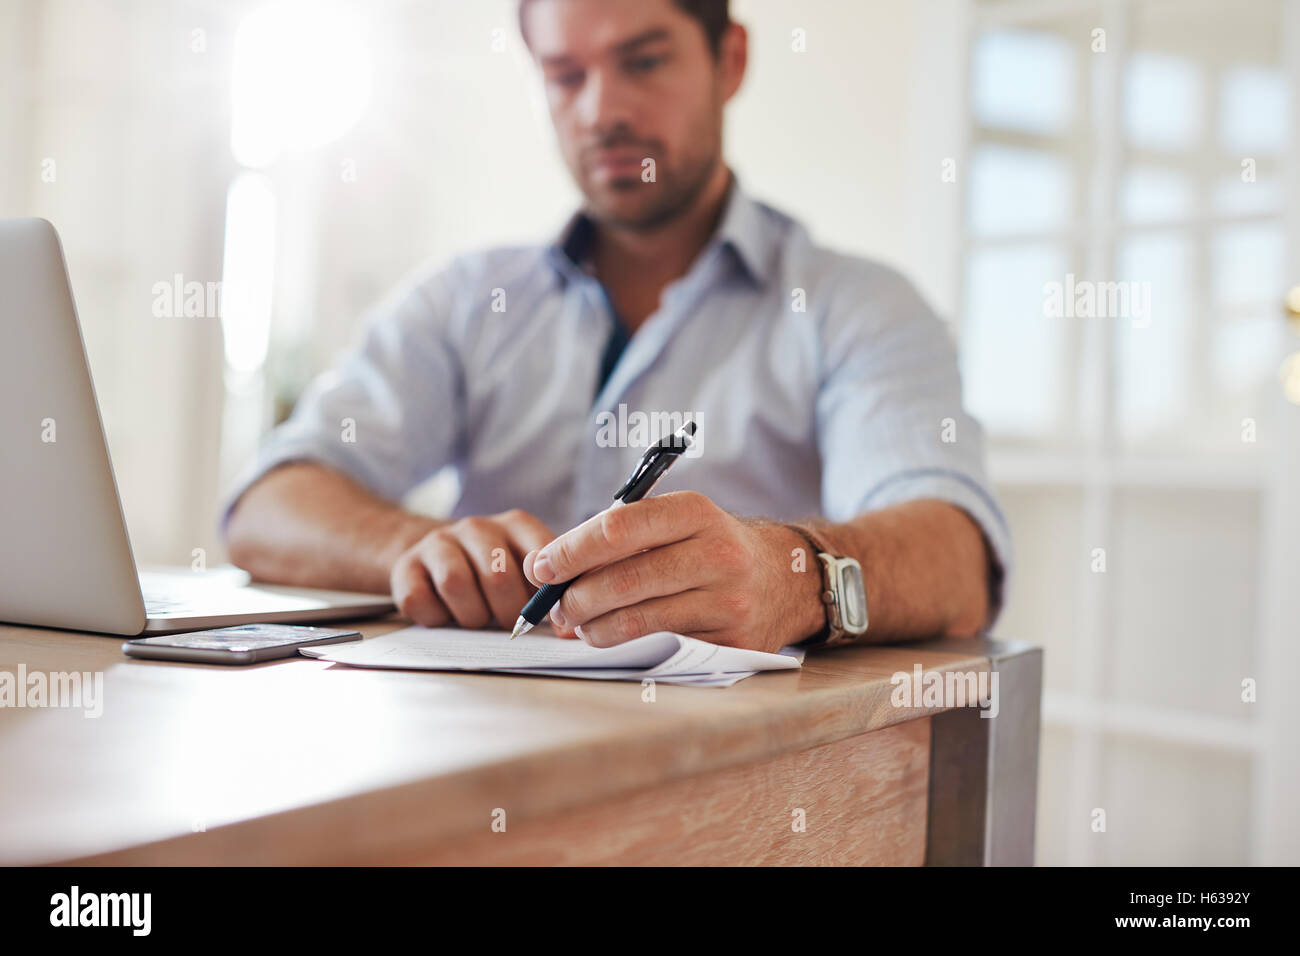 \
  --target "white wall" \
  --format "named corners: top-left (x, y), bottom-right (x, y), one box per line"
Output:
top-left (2, 0), bottom-right (233, 567)
top-left (729, 0), bottom-right (968, 316)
